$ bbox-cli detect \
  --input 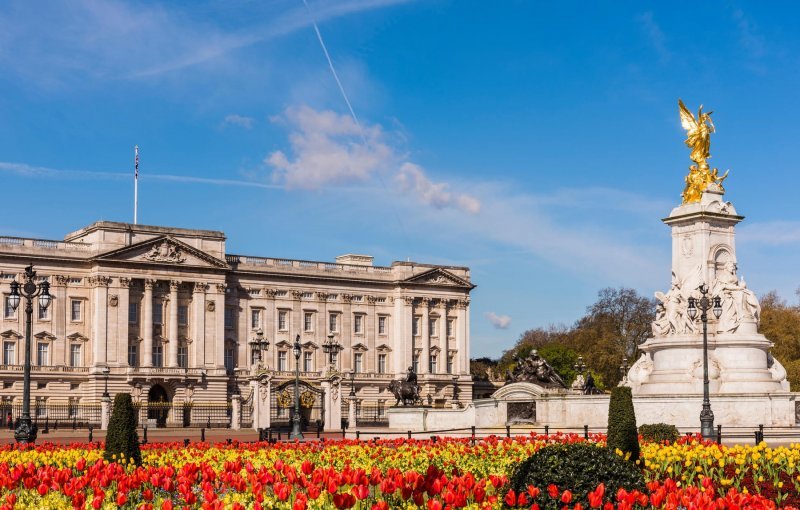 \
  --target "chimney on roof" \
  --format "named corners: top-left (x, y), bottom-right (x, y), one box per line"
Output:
top-left (335, 254), bottom-right (374, 266)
